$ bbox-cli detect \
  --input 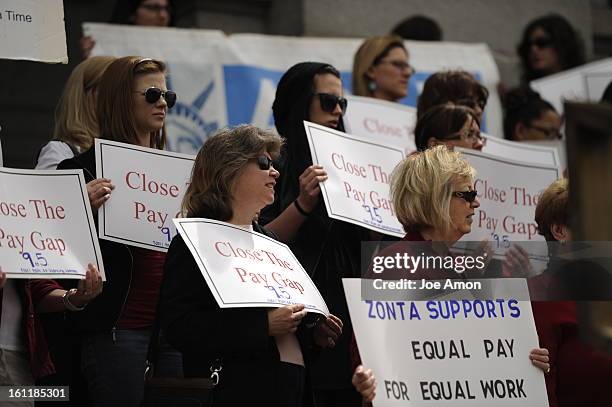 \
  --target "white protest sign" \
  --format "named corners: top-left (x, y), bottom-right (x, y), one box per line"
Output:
top-left (457, 149), bottom-right (560, 257)
top-left (530, 58), bottom-right (612, 114)
top-left (344, 95), bottom-right (417, 153)
top-left (303, 121), bottom-right (405, 237)
top-left (174, 218), bottom-right (329, 315)
top-left (483, 136), bottom-right (561, 170)
top-left (343, 278), bottom-right (549, 407)
top-left (95, 139), bottom-right (194, 252)
top-left (0, 168), bottom-right (104, 279)
top-left (0, 0), bottom-right (67, 63)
